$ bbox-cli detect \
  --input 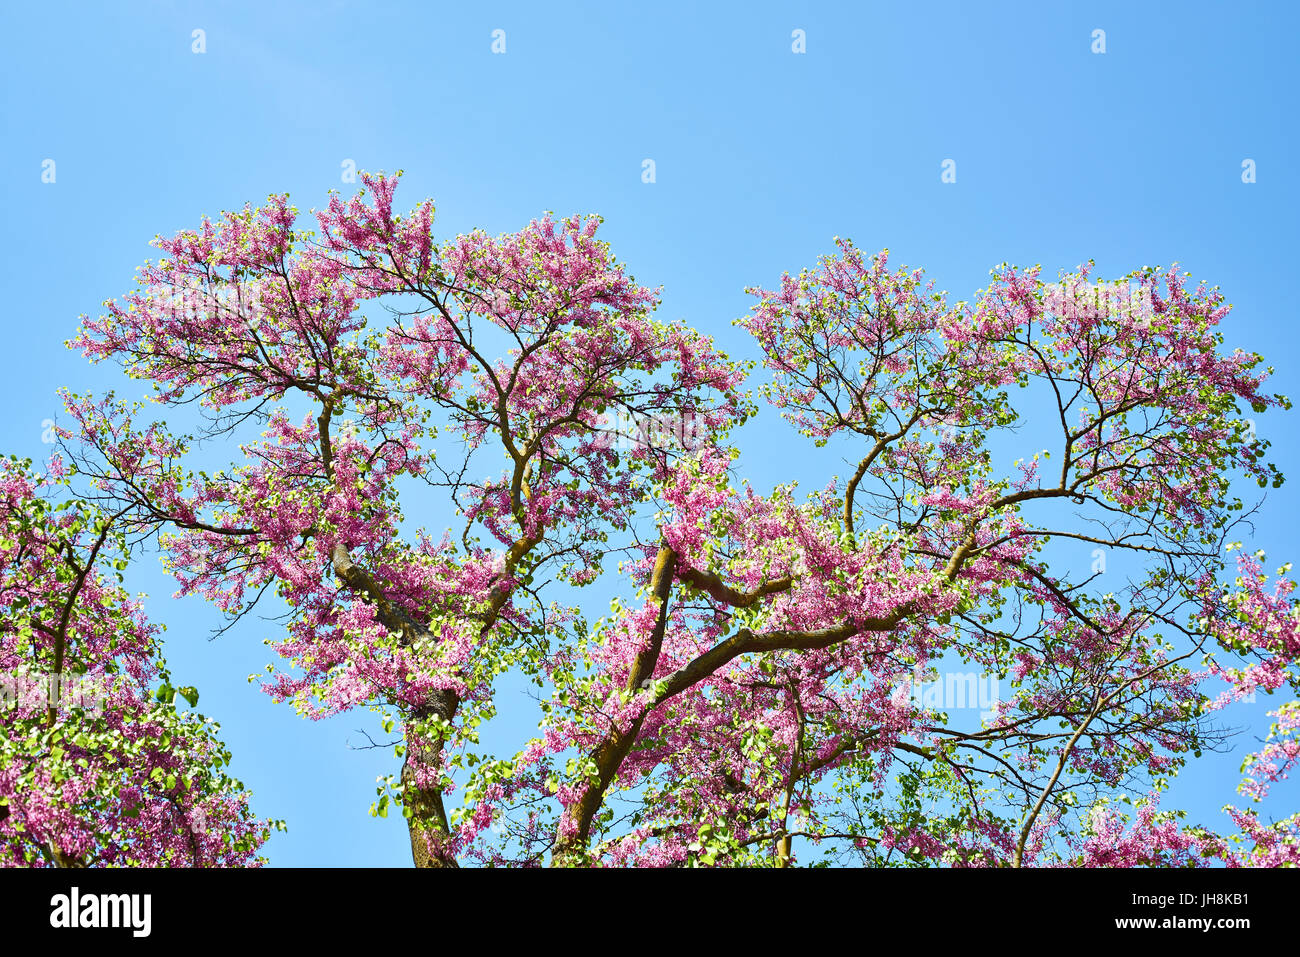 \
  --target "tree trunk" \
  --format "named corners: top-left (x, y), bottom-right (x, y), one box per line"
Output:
top-left (402, 694), bottom-right (459, 868)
